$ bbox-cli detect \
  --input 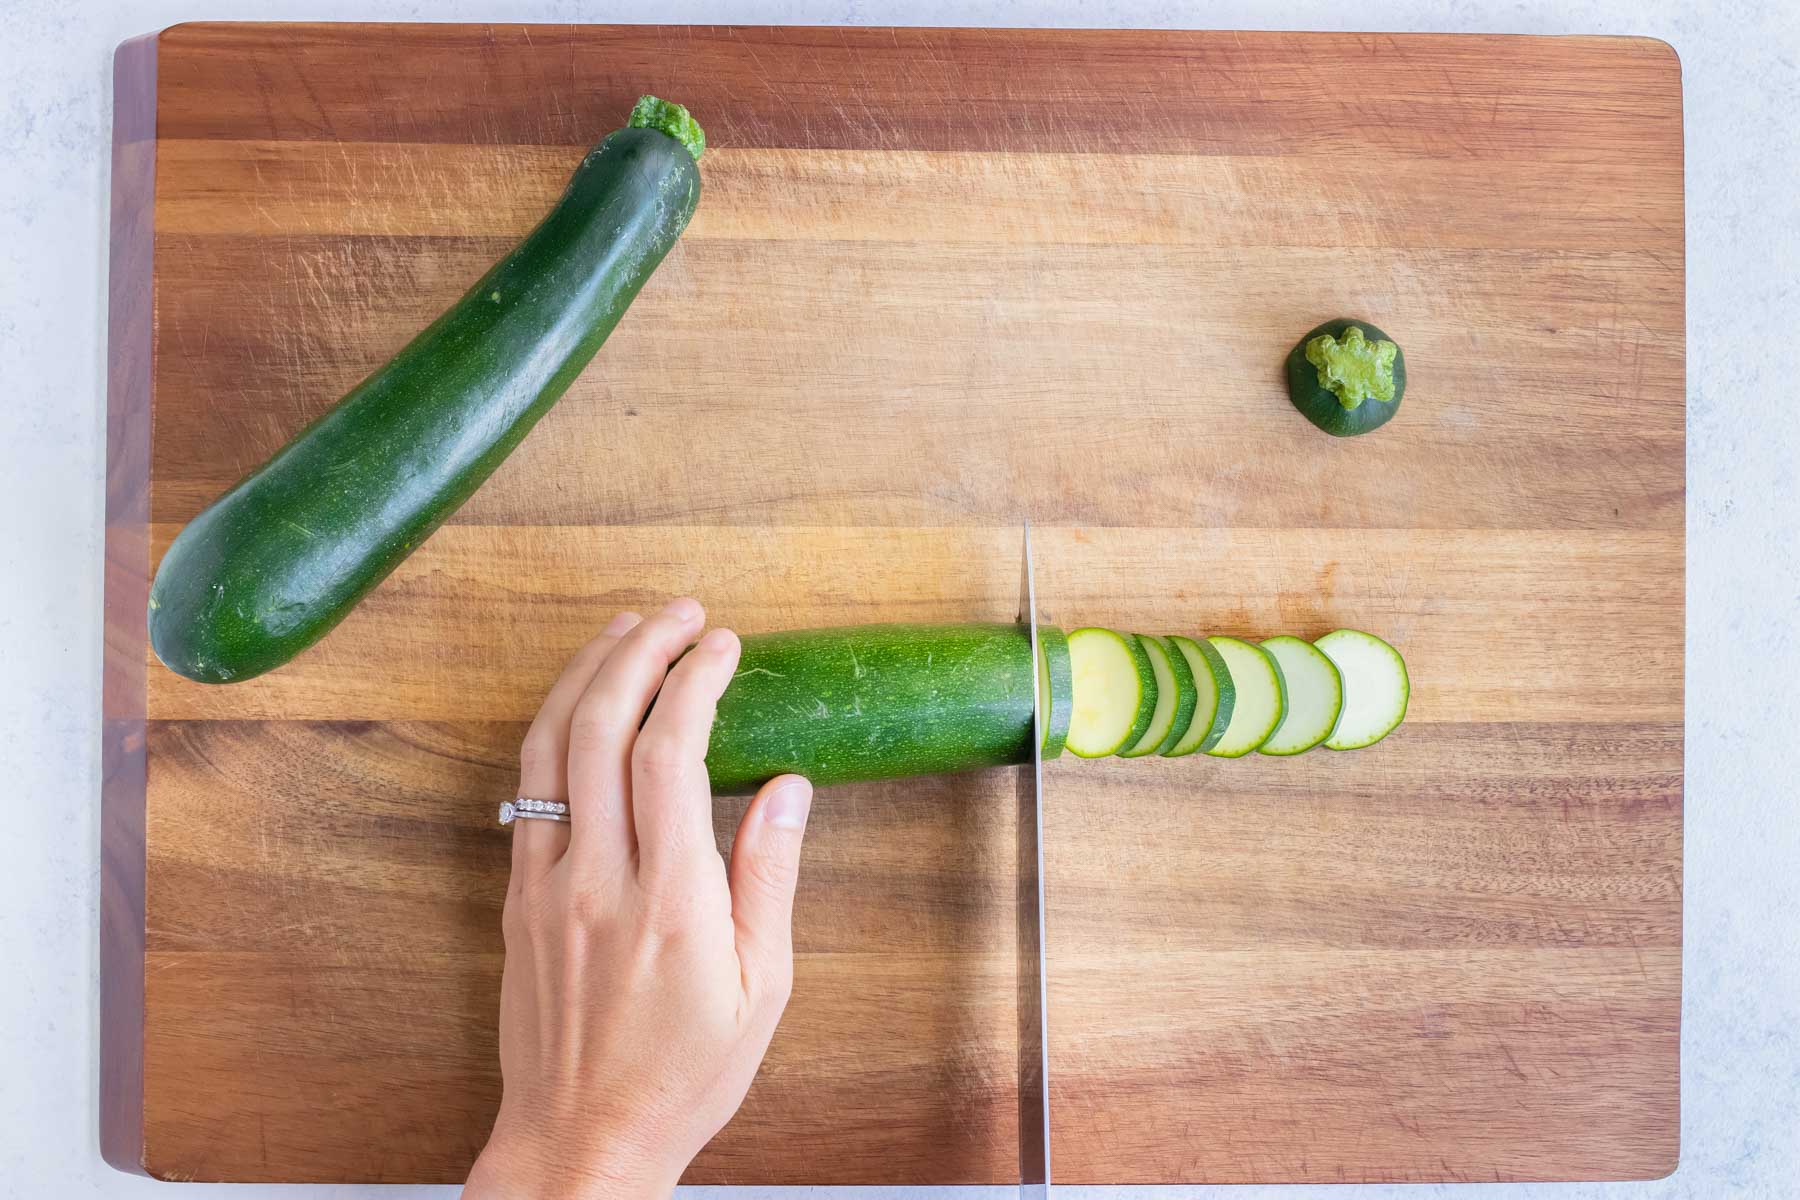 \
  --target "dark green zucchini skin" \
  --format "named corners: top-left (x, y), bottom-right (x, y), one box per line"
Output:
top-left (1148, 634), bottom-right (1199, 756)
top-left (1285, 318), bottom-right (1407, 438)
top-left (1039, 623), bottom-right (1073, 760)
top-left (1117, 633), bottom-right (1160, 753)
top-left (148, 127), bottom-right (700, 683)
top-left (705, 623), bottom-right (1059, 795)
